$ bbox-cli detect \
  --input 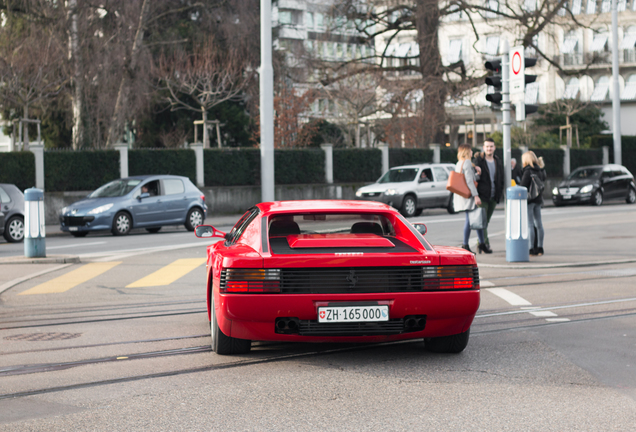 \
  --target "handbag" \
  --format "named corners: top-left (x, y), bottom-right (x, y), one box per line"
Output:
top-left (468, 207), bottom-right (487, 230)
top-left (528, 173), bottom-right (545, 200)
top-left (446, 164), bottom-right (472, 199)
